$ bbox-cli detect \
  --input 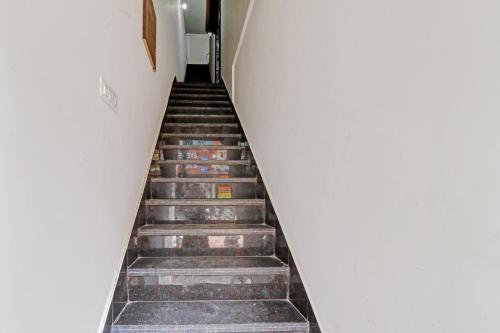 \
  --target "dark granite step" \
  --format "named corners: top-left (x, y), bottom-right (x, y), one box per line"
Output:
top-left (112, 300), bottom-right (308, 333)
top-left (167, 106), bottom-right (234, 115)
top-left (169, 99), bottom-right (232, 107)
top-left (161, 133), bottom-right (242, 145)
top-left (158, 145), bottom-right (247, 160)
top-left (145, 198), bottom-right (264, 206)
top-left (155, 160), bottom-right (256, 179)
top-left (174, 82), bottom-right (224, 88)
top-left (150, 177), bottom-right (258, 183)
top-left (166, 114), bottom-right (236, 123)
top-left (164, 123), bottom-right (240, 134)
top-left (159, 144), bottom-right (245, 150)
top-left (148, 177), bottom-right (263, 199)
top-left (157, 160), bottom-right (251, 165)
top-left (128, 256), bottom-right (288, 301)
top-left (145, 199), bottom-right (264, 224)
top-left (172, 87), bottom-right (227, 94)
top-left (170, 93), bottom-right (228, 100)
top-left (138, 223), bottom-right (274, 257)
